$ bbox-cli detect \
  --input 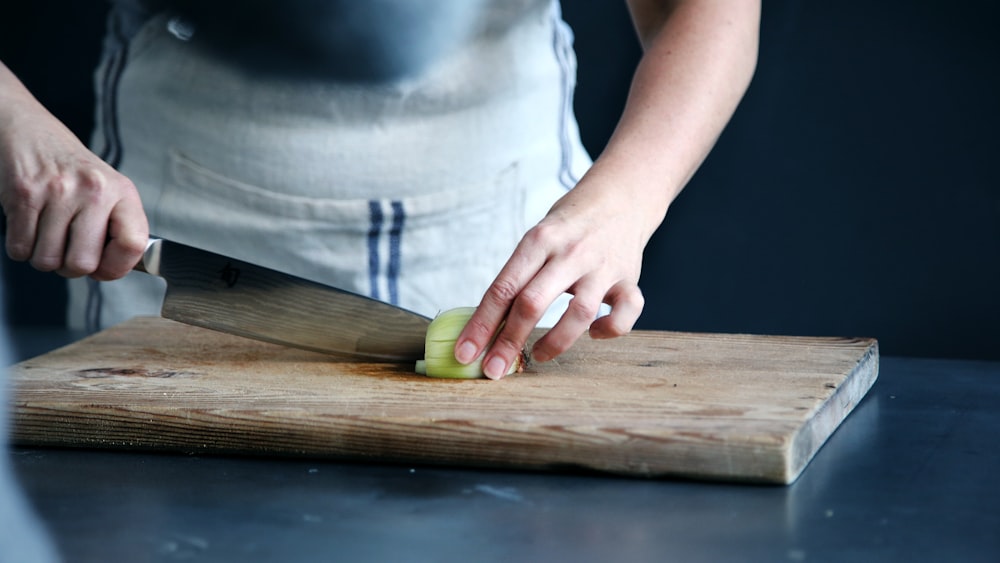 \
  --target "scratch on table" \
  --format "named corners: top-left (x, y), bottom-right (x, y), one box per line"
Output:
top-left (157, 533), bottom-right (209, 557)
top-left (473, 484), bottom-right (526, 503)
